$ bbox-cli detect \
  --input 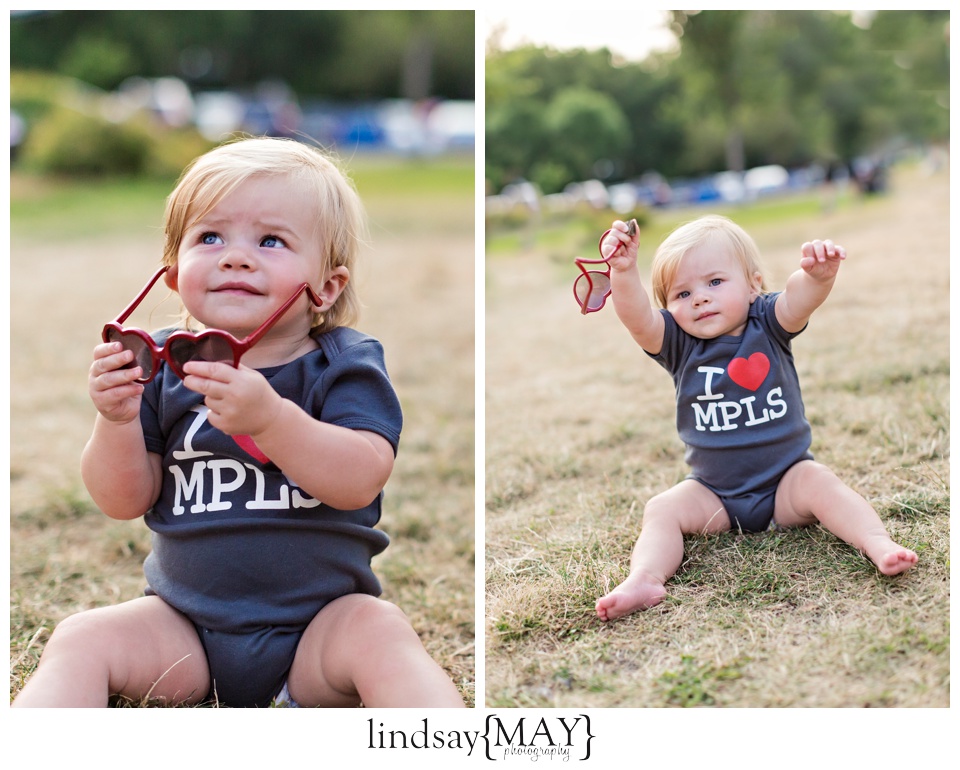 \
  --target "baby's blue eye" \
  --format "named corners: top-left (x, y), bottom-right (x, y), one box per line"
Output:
top-left (710, 278), bottom-right (722, 286)
top-left (678, 290), bottom-right (690, 299)
top-left (200, 232), bottom-right (222, 245)
top-left (261, 235), bottom-right (286, 248)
